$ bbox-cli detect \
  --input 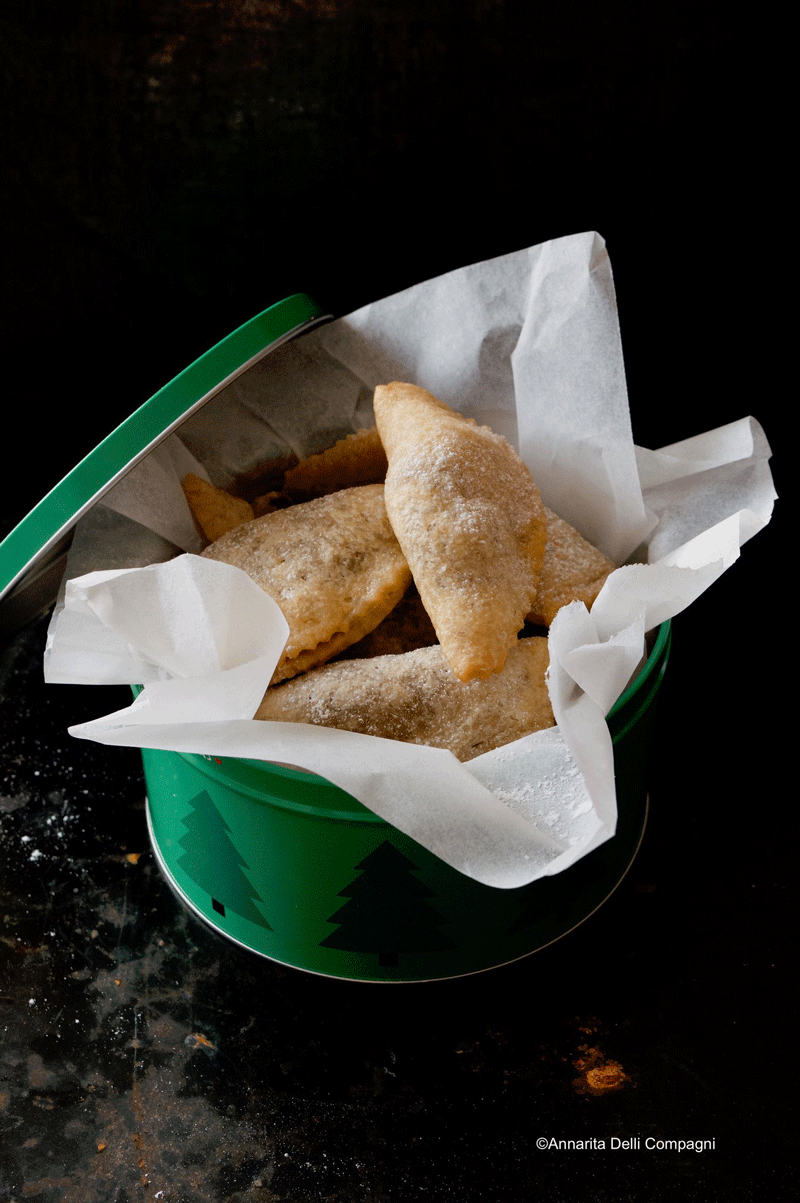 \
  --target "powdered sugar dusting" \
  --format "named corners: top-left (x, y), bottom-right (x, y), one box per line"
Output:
top-left (375, 383), bottom-right (547, 681)
top-left (468, 727), bottom-right (601, 852)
